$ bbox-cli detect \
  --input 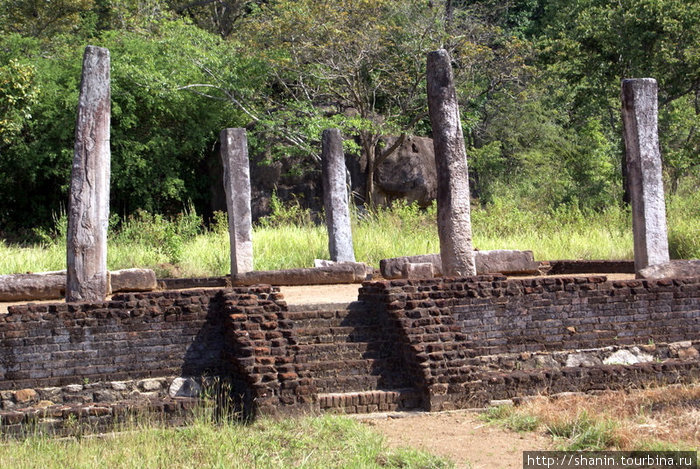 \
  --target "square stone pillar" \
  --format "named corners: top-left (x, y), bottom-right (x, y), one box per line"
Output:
top-left (220, 128), bottom-right (254, 275)
top-left (621, 78), bottom-right (670, 273)
top-left (426, 49), bottom-right (476, 277)
top-left (321, 128), bottom-right (356, 262)
top-left (66, 45), bottom-right (111, 302)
